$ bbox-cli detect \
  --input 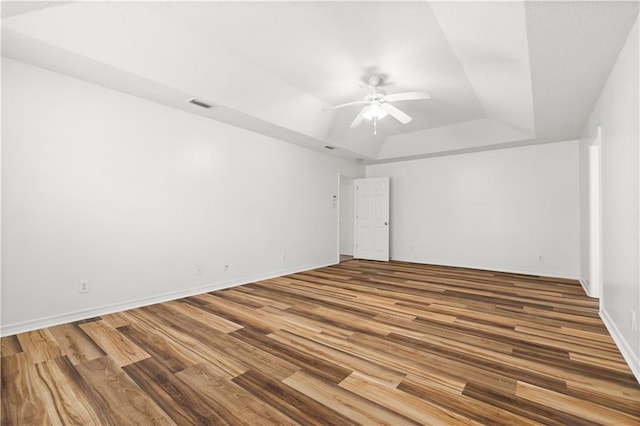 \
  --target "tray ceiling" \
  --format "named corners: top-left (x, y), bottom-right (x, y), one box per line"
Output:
top-left (2, 1), bottom-right (638, 162)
